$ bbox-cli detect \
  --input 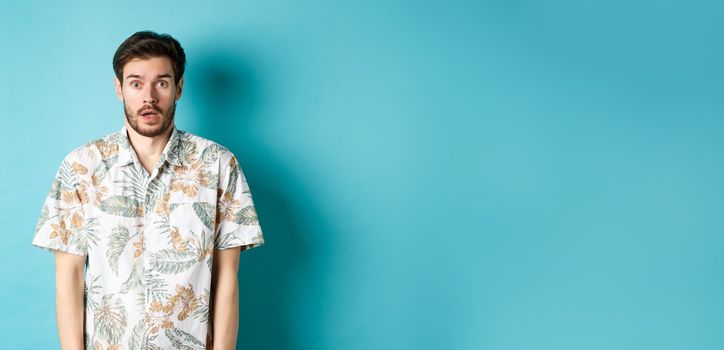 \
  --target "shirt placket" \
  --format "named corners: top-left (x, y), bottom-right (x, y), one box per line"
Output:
top-left (134, 160), bottom-right (166, 347)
